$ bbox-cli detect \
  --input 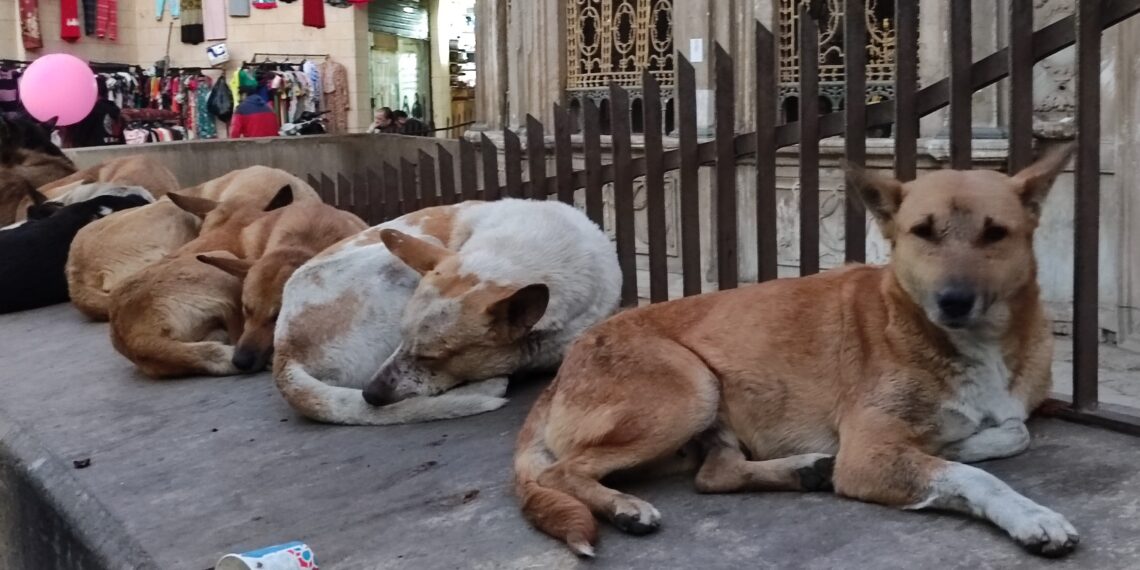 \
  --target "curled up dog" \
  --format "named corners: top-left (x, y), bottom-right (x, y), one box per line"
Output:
top-left (514, 145), bottom-right (1078, 558)
top-left (273, 198), bottom-right (622, 425)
